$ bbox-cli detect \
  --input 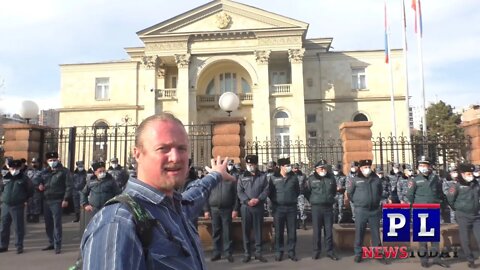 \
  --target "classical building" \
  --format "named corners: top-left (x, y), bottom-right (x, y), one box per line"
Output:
top-left (59, 0), bottom-right (408, 145)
